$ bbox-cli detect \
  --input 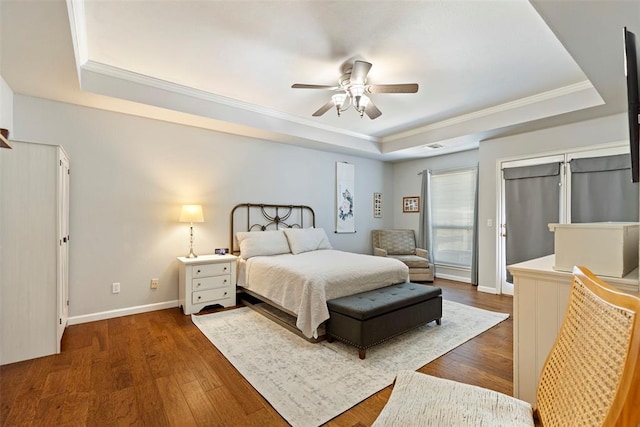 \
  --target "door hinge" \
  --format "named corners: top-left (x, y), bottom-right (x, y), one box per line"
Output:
top-left (67, 300), bottom-right (69, 306)
top-left (59, 318), bottom-right (62, 325)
